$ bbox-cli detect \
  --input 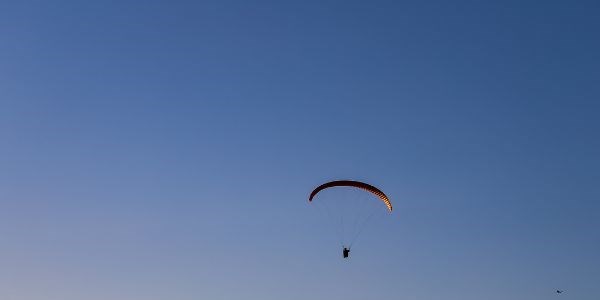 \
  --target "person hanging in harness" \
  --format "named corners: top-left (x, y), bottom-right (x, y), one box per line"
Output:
top-left (342, 247), bottom-right (350, 258)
